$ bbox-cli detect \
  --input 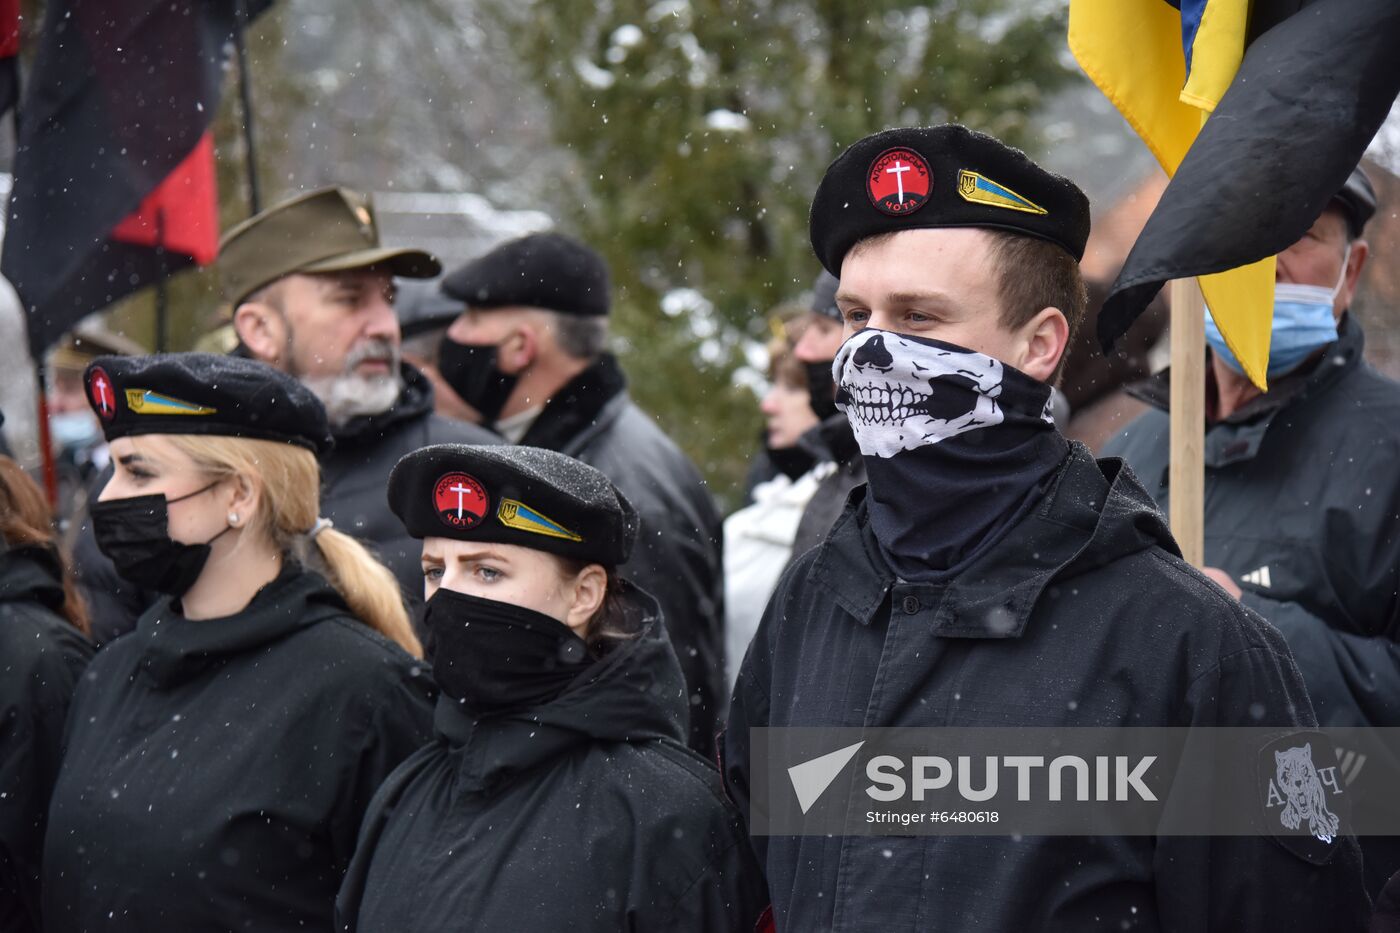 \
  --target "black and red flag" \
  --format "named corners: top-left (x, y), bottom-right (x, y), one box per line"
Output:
top-left (0, 0), bottom-right (271, 359)
top-left (0, 0), bottom-right (20, 120)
